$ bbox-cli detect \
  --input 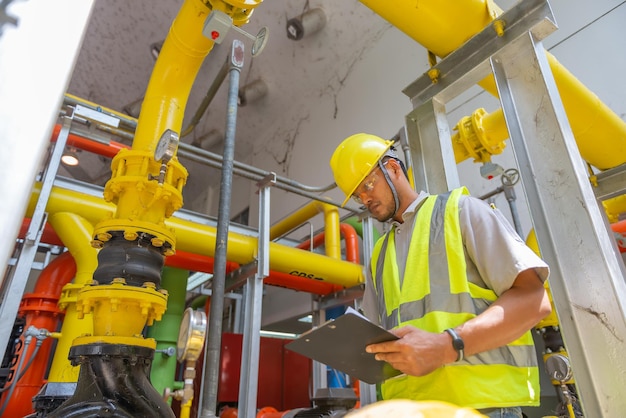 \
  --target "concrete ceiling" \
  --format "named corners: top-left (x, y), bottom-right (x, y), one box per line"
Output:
top-left (62, 0), bottom-right (395, 207)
